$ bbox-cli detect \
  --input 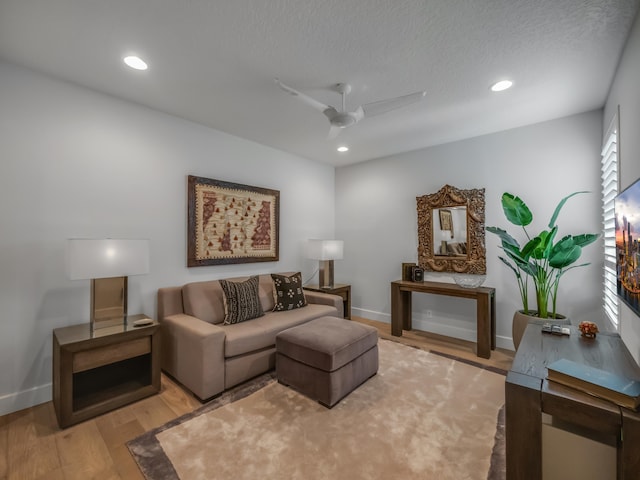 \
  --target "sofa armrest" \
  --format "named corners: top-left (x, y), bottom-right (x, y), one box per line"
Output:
top-left (305, 291), bottom-right (344, 318)
top-left (160, 313), bottom-right (226, 400)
